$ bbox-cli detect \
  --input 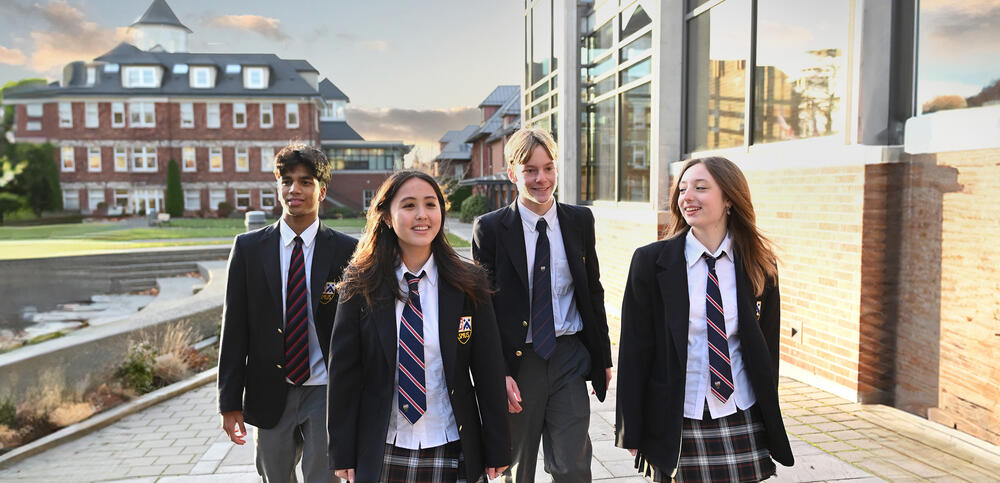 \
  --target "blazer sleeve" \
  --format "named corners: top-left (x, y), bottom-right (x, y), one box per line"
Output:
top-left (471, 215), bottom-right (496, 288)
top-left (218, 235), bottom-right (249, 414)
top-left (327, 293), bottom-right (364, 470)
top-left (470, 296), bottom-right (512, 468)
top-left (583, 208), bottom-right (612, 368)
top-left (615, 247), bottom-right (657, 450)
top-left (760, 275), bottom-right (781, 388)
